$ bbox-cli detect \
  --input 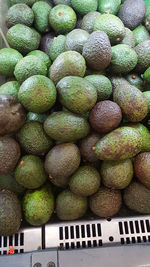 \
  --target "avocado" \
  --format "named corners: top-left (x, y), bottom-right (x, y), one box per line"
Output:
top-left (109, 44), bottom-right (138, 73)
top-left (53, 0), bottom-right (71, 5)
top-left (0, 137), bottom-right (20, 175)
top-left (18, 75), bottom-right (56, 113)
top-left (14, 56), bottom-right (47, 84)
top-left (69, 165), bottom-right (101, 197)
top-left (0, 190), bottom-right (22, 236)
top-left (0, 95), bottom-right (26, 135)
top-left (123, 181), bottom-right (150, 214)
top-left (109, 75), bottom-right (129, 91)
top-left (133, 25), bottom-right (150, 46)
top-left (71, 0), bottom-right (98, 15)
top-left (82, 30), bottom-right (111, 71)
top-left (44, 111), bottom-right (90, 142)
top-left (125, 73), bottom-right (144, 91)
top-left (0, 81), bottom-right (20, 98)
top-left (32, 1), bottom-right (52, 33)
top-left (143, 91), bottom-right (150, 114)
top-left (94, 126), bottom-right (142, 161)
top-left (56, 76), bottom-right (97, 114)
top-left (10, 0), bottom-right (39, 6)
top-left (94, 14), bottom-right (125, 45)
top-left (49, 35), bottom-right (66, 61)
top-left (89, 187), bottom-right (122, 217)
top-left (144, 66), bottom-right (150, 83)
top-left (135, 40), bottom-right (150, 73)
top-left (126, 123), bottom-right (150, 152)
top-left (17, 121), bottom-right (53, 155)
top-left (89, 100), bottom-right (122, 134)
top-left (81, 11), bottom-right (101, 34)
top-left (45, 143), bottom-right (80, 188)
top-left (100, 159), bottom-right (133, 189)
top-left (27, 112), bottom-right (47, 123)
top-left (0, 48), bottom-right (23, 77)
top-left (98, 0), bottom-right (121, 15)
top-left (50, 51), bottom-right (86, 84)
top-left (40, 32), bottom-right (55, 55)
top-left (79, 132), bottom-right (100, 163)
top-left (27, 50), bottom-right (51, 69)
top-left (113, 83), bottom-right (148, 122)
top-left (119, 0), bottom-right (146, 30)
top-left (15, 155), bottom-right (47, 189)
top-left (6, 4), bottom-right (34, 28)
top-left (56, 189), bottom-right (87, 220)
top-left (84, 74), bottom-right (112, 101)
top-left (134, 152), bottom-right (150, 188)
top-left (65, 29), bottom-right (89, 54)
top-left (23, 184), bottom-right (54, 226)
top-left (145, 6), bottom-right (150, 32)
top-left (6, 24), bottom-right (41, 54)
top-left (0, 173), bottom-right (25, 196)
top-left (120, 27), bottom-right (135, 47)
top-left (49, 4), bottom-right (77, 34)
